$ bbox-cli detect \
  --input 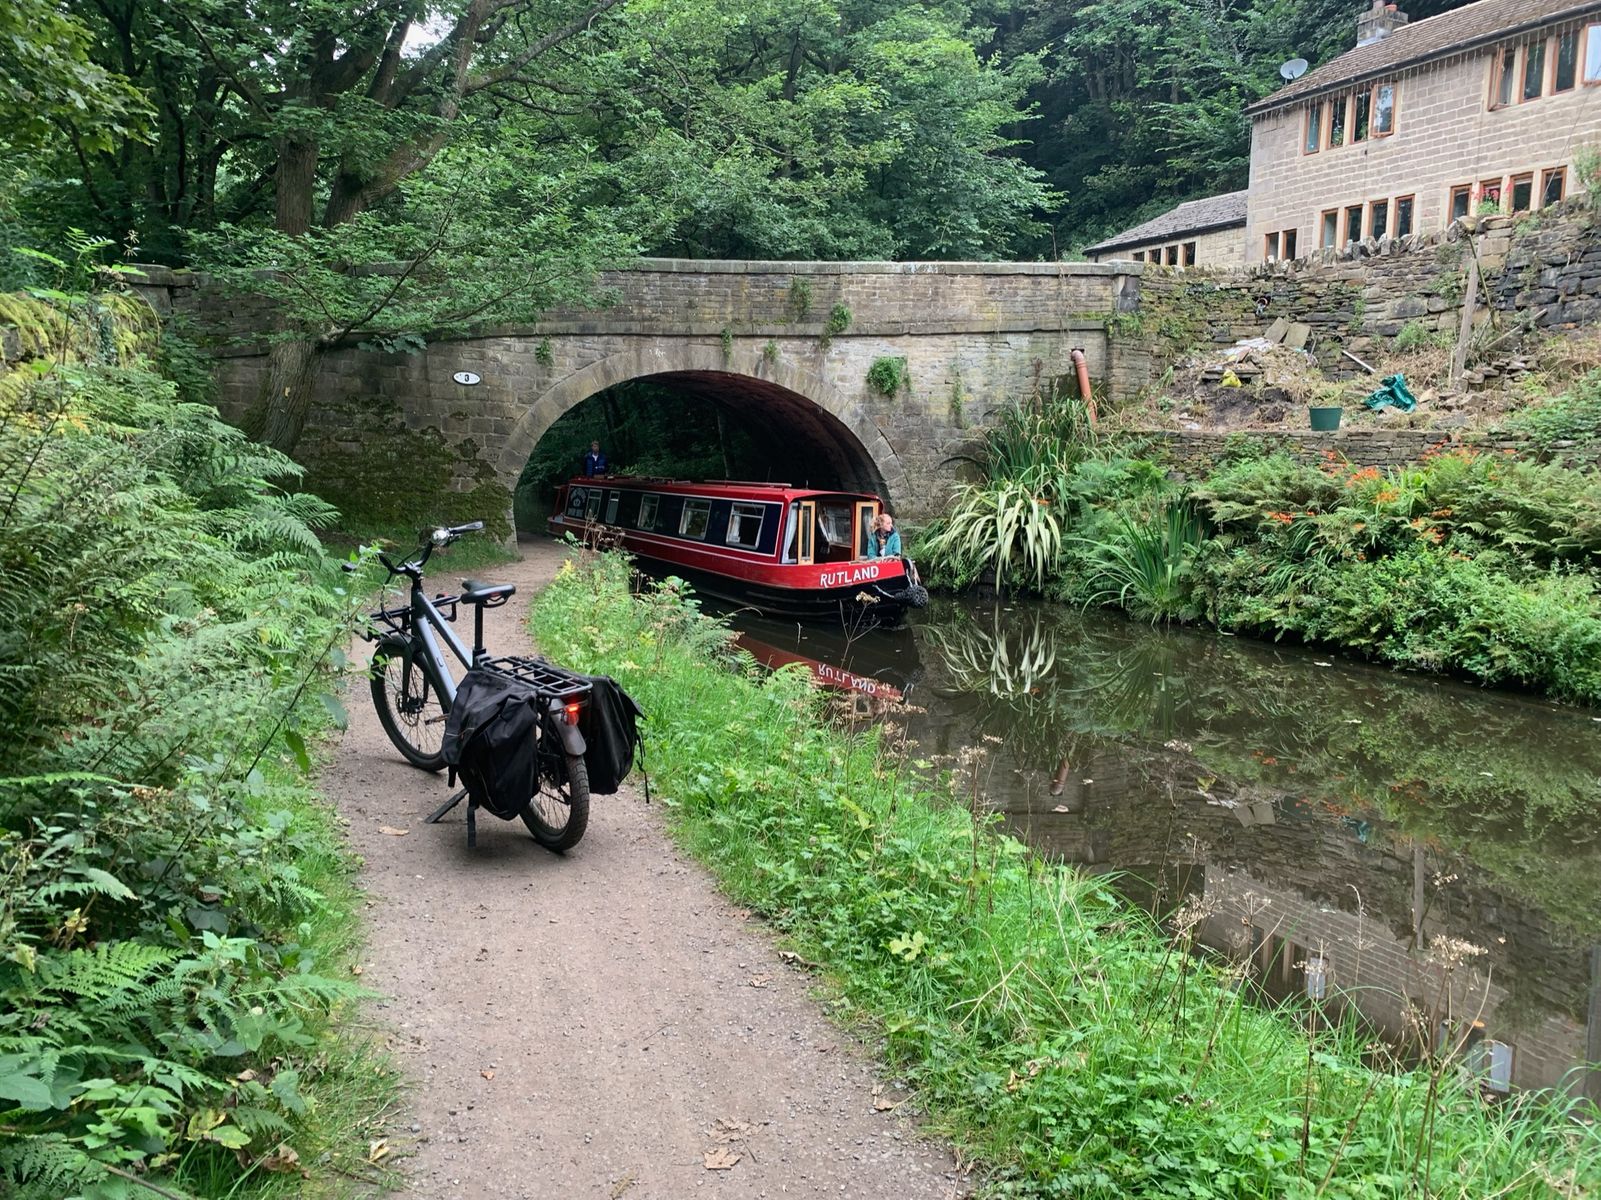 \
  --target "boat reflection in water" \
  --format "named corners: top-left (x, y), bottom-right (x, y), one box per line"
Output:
top-left (727, 597), bottom-right (1601, 1101)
